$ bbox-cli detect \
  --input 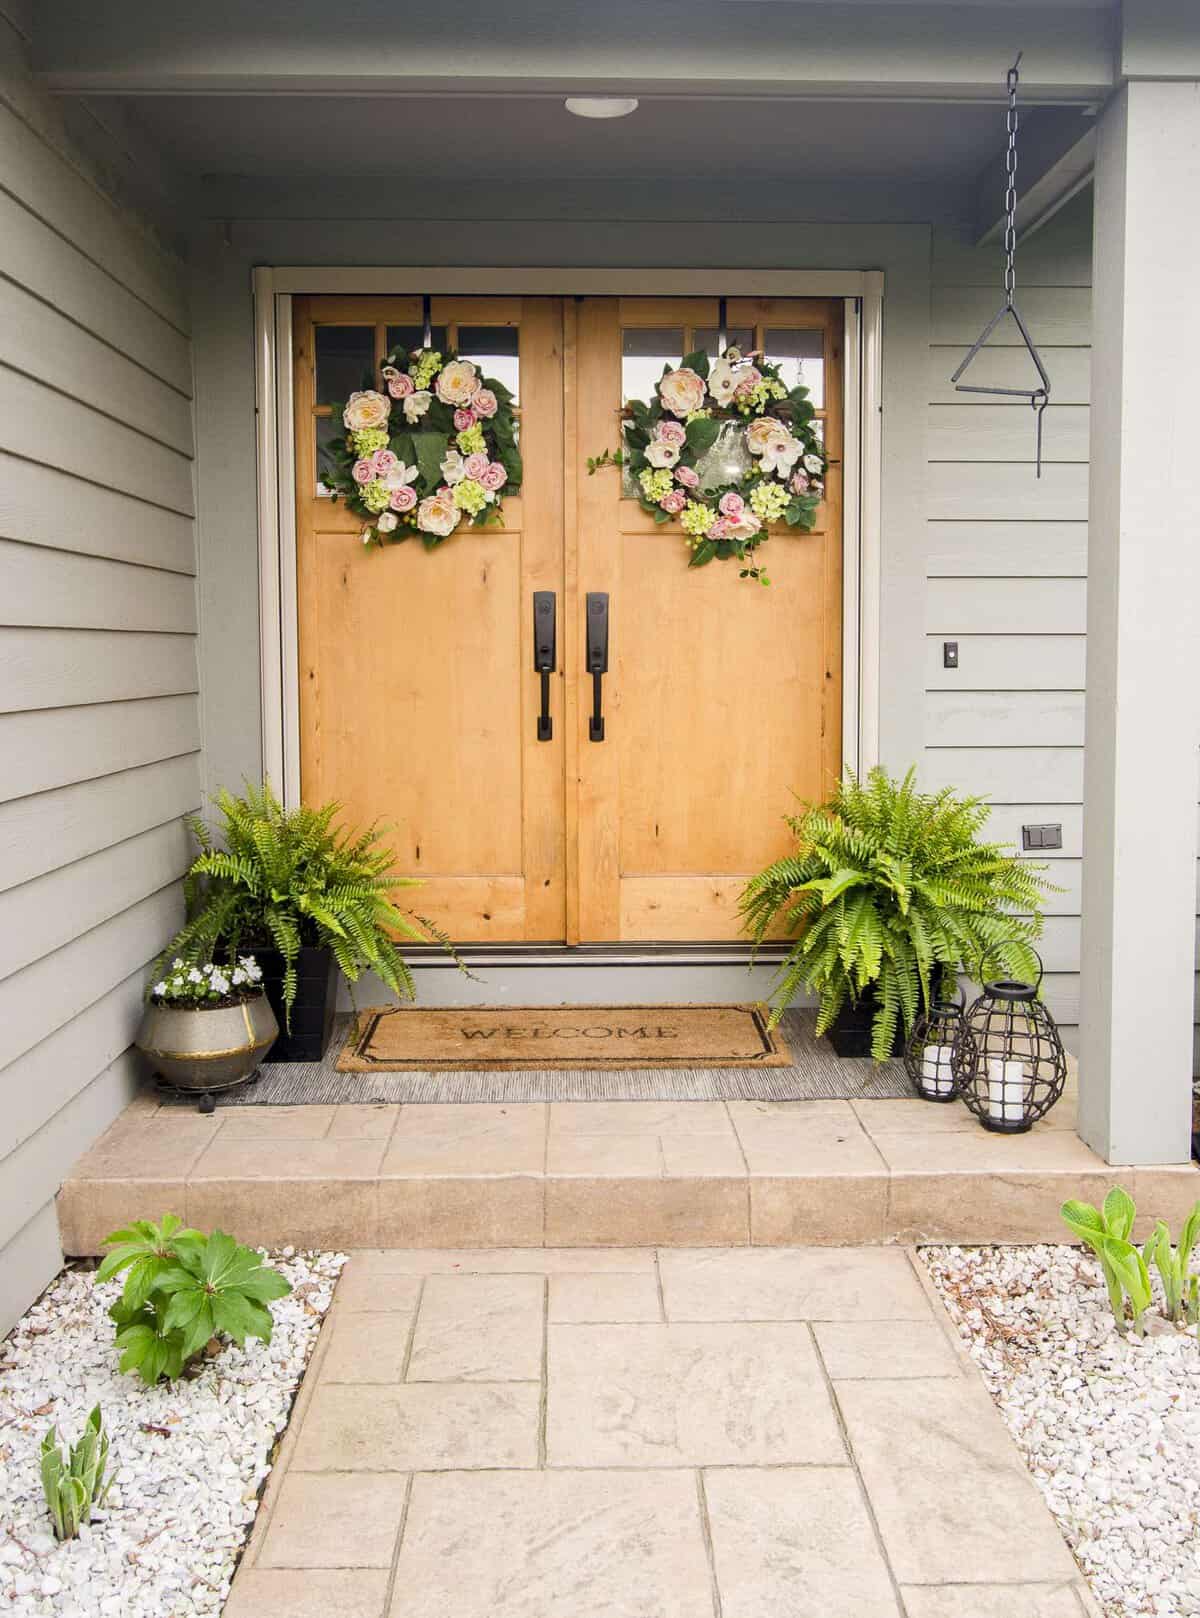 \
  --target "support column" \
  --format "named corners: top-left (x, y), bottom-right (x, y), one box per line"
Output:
top-left (1079, 78), bottom-right (1200, 1164)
